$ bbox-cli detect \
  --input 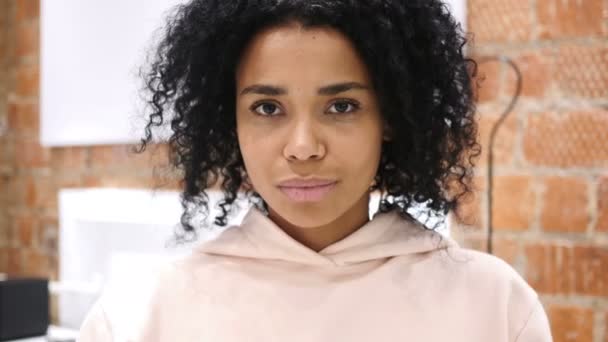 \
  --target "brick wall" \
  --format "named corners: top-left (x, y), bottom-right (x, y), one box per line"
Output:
top-left (453, 1), bottom-right (608, 341)
top-left (0, 0), bottom-right (607, 340)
